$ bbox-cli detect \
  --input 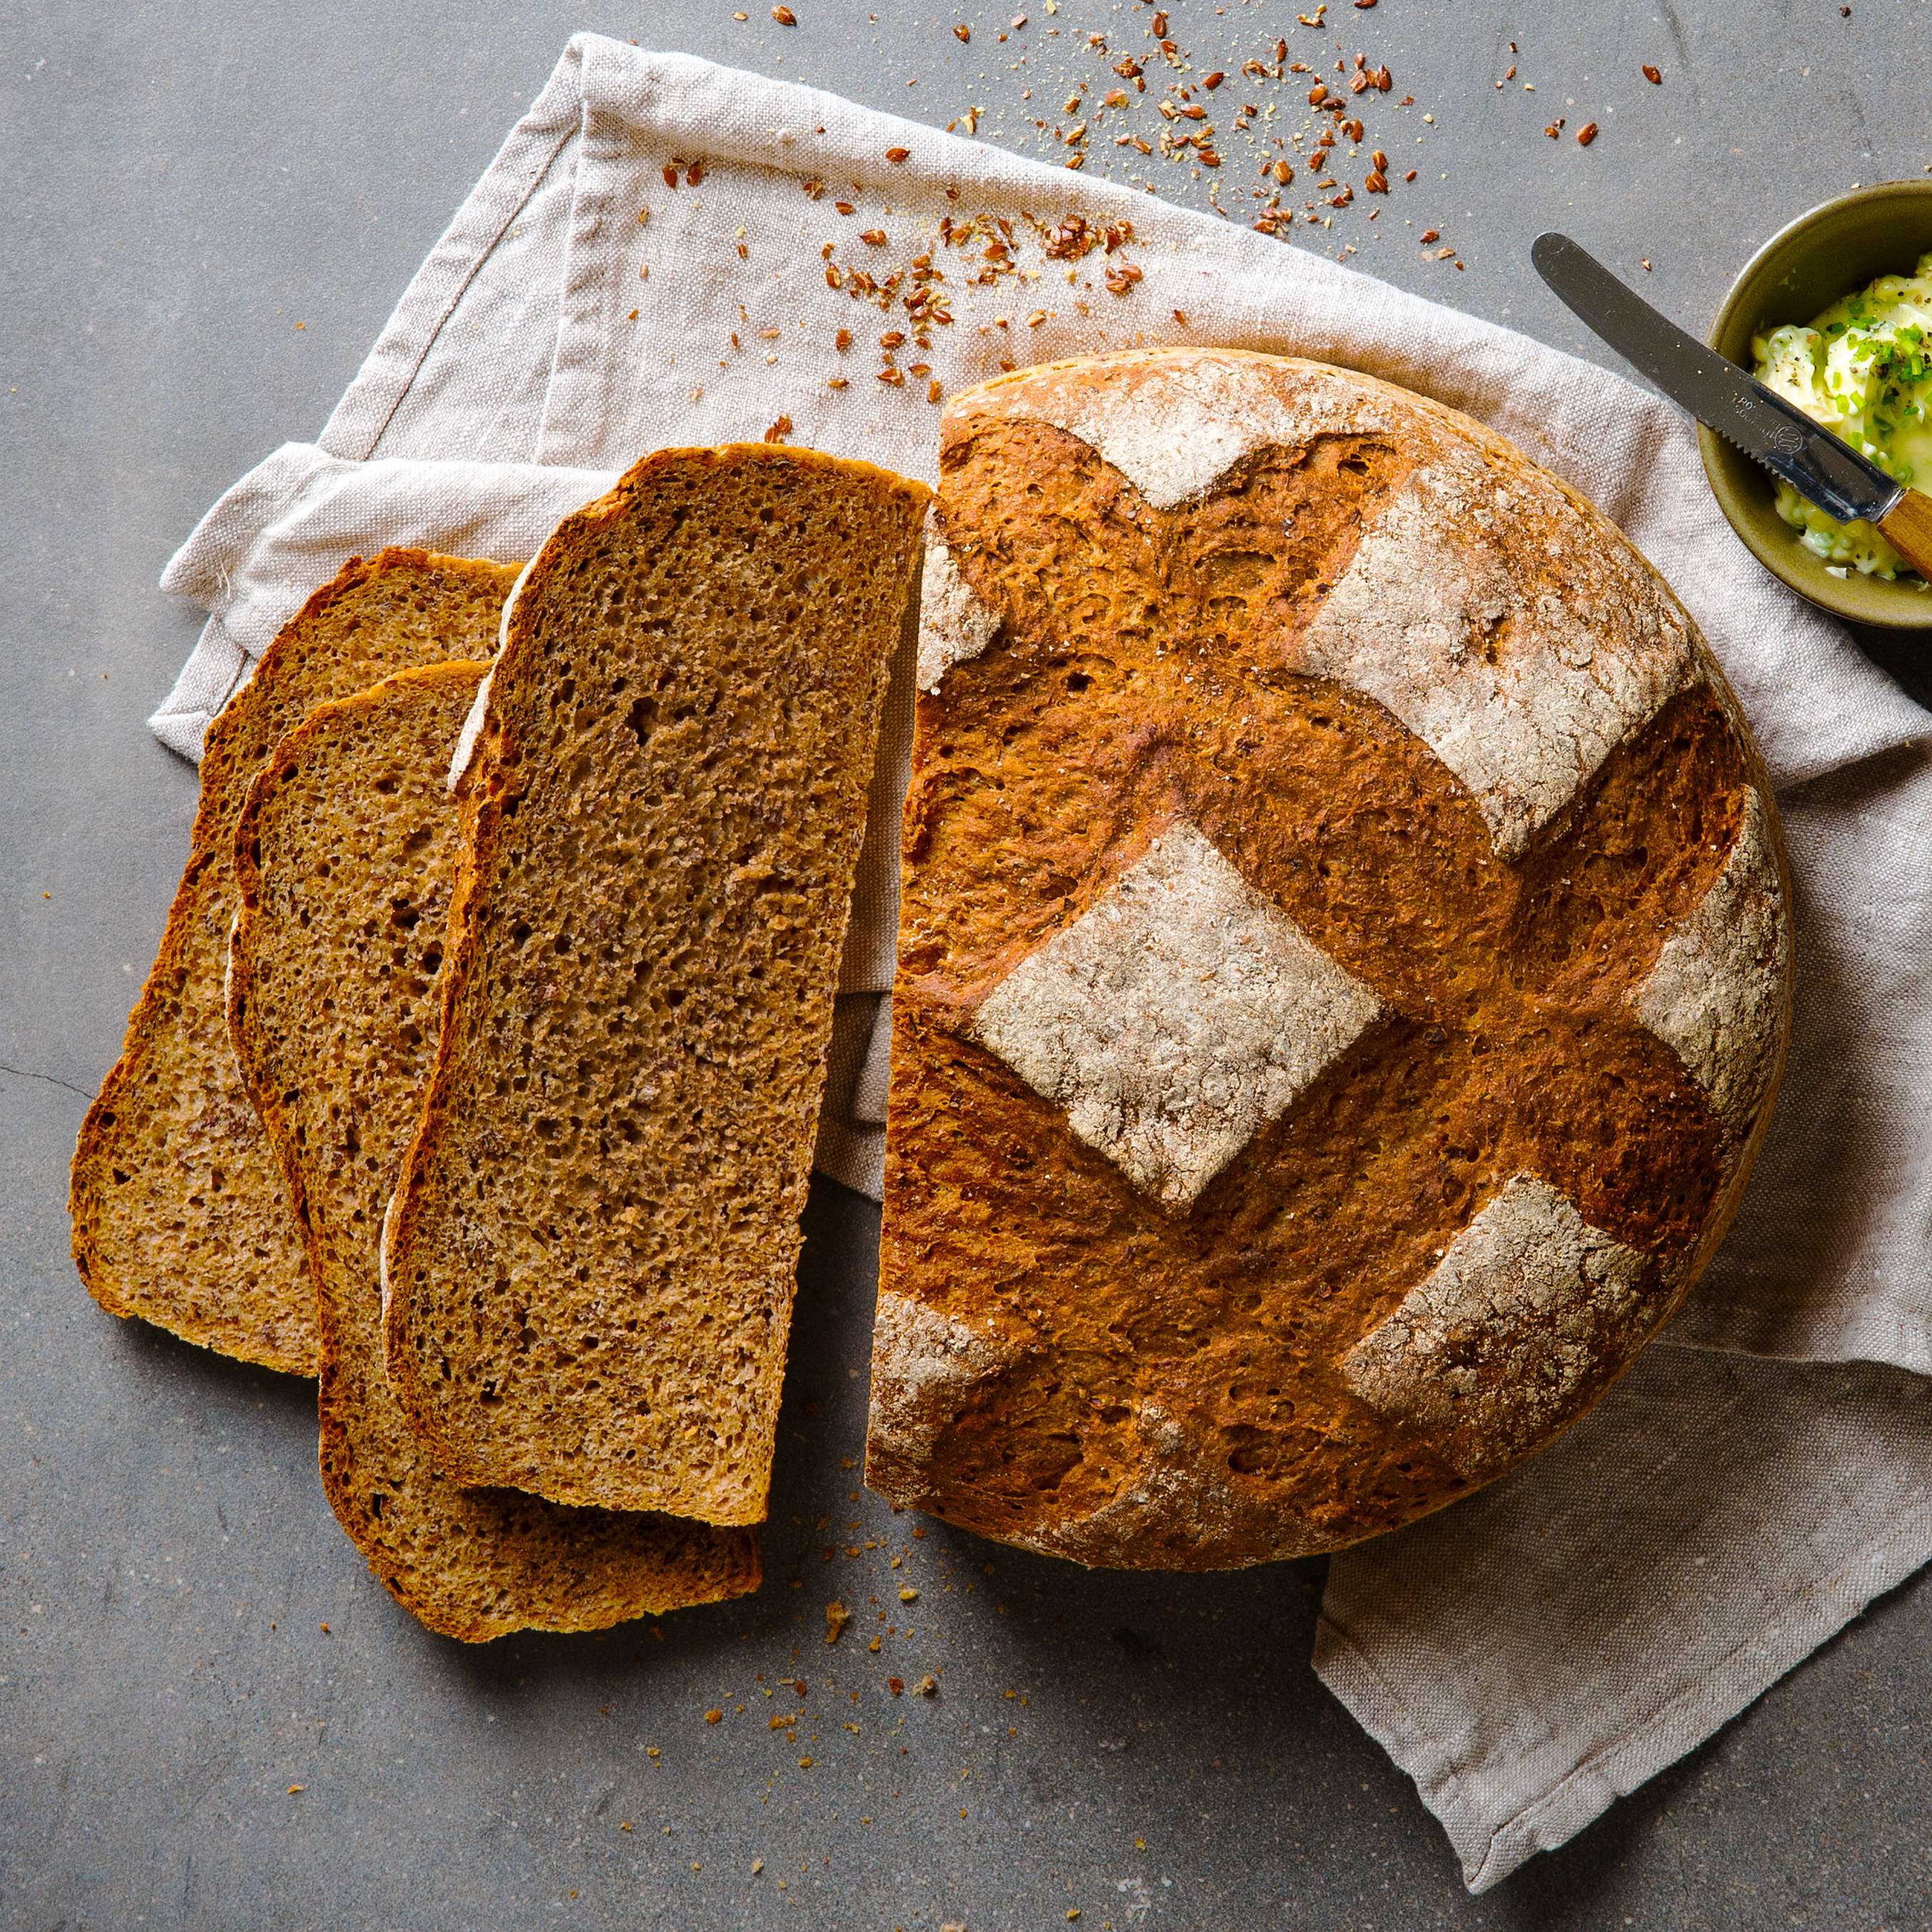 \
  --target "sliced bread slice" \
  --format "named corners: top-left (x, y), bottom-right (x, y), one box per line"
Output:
top-left (382, 445), bottom-right (928, 1521)
top-left (228, 661), bottom-right (758, 1637)
top-left (70, 550), bottom-right (519, 1373)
